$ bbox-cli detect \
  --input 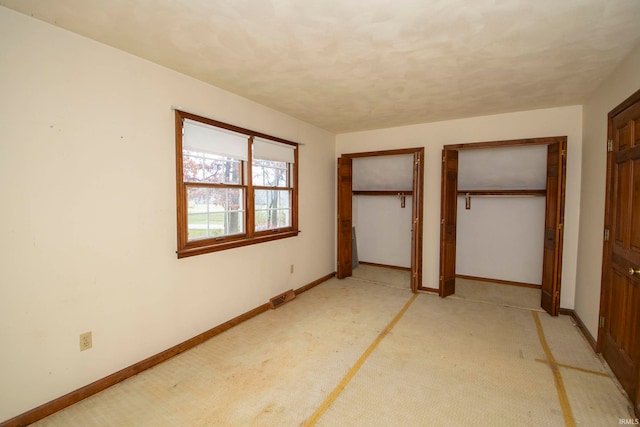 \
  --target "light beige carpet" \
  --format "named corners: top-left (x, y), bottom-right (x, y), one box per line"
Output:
top-left (454, 277), bottom-right (542, 311)
top-left (351, 264), bottom-right (411, 290)
top-left (32, 271), bottom-right (633, 426)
